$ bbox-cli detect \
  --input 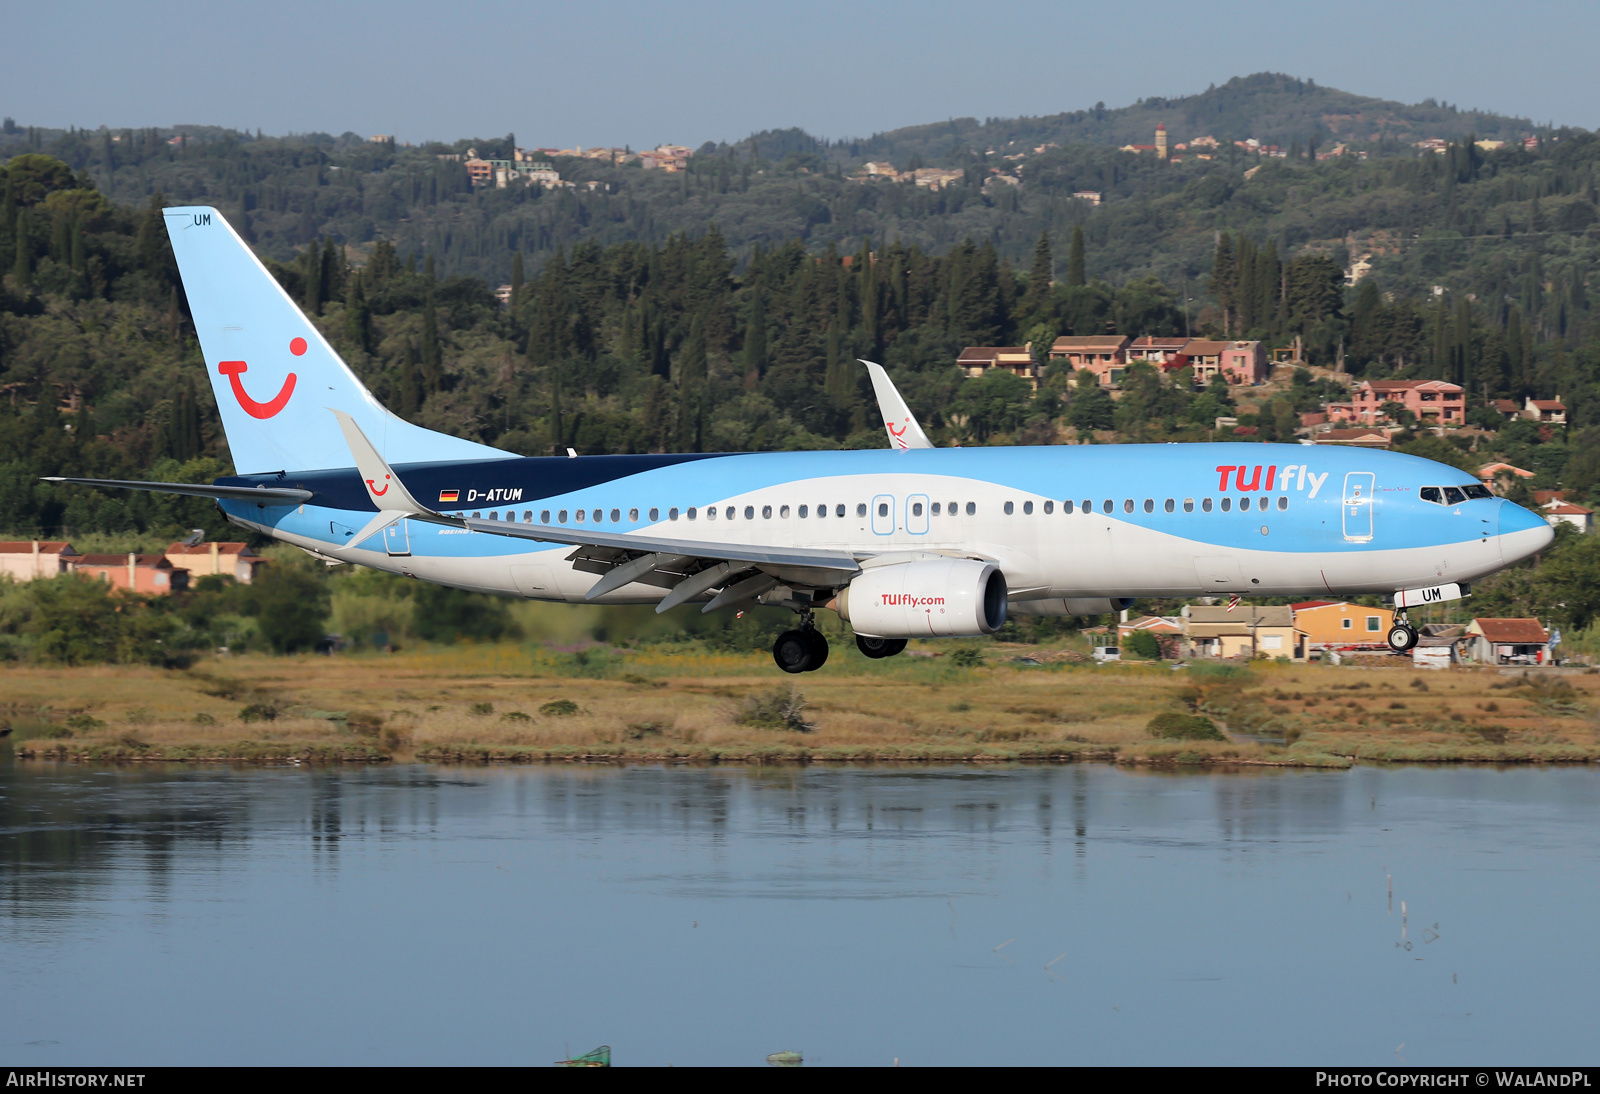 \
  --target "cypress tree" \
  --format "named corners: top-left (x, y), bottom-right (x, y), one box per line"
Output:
top-left (1022, 230), bottom-right (1052, 316)
top-left (321, 237), bottom-right (342, 307)
top-left (303, 239), bottom-right (322, 315)
top-left (12, 211), bottom-right (30, 286)
top-left (510, 250), bottom-right (524, 302)
top-left (1209, 232), bottom-right (1237, 335)
top-left (1067, 225), bottom-right (1086, 288)
top-left (345, 270), bottom-right (372, 353)
top-left (420, 288), bottom-right (441, 392)
top-left (399, 340), bottom-right (421, 416)
top-left (742, 293), bottom-right (767, 390)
